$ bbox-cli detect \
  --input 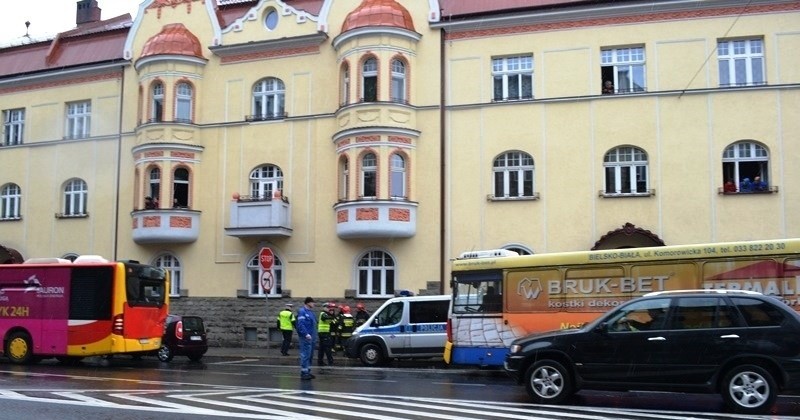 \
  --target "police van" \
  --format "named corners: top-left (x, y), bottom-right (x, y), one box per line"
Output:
top-left (343, 294), bottom-right (450, 366)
